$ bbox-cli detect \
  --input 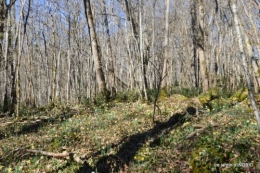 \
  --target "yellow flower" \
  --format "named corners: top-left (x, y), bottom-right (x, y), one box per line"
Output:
top-left (7, 167), bottom-right (12, 173)
top-left (26, 160), bottom-right (31, 164)
top-left (183, 122), bottom-right (190, 127)
top-left (31, 145), bottom-right (35, 149)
